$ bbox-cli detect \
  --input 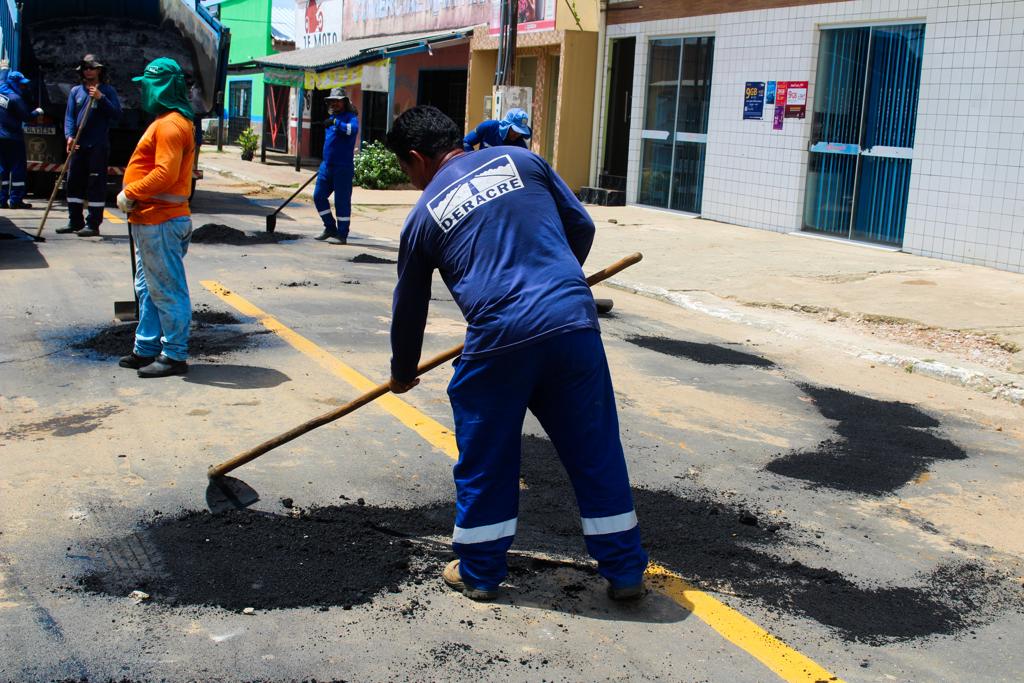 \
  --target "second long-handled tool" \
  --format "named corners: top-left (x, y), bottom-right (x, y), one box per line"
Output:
top-left (207, 252), bottom-right (643, 489)
top-left (35, 99), bottom-right (95, 242)
top-left (266, 170), bottom-right (318, 233)
top-left (113, 223), bottom-right (139, 322)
